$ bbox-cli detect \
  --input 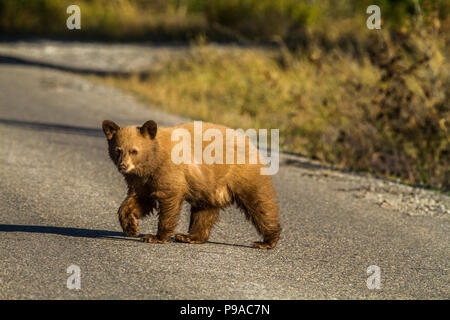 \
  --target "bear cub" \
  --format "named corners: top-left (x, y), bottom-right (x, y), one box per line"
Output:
top-left (102, 119), bottom-right (281, 249)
